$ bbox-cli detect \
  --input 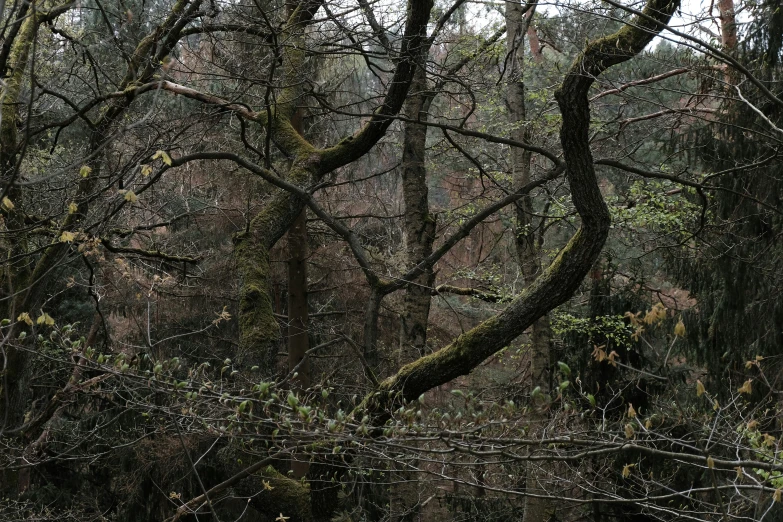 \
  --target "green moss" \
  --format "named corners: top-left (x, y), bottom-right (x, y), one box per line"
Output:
top-left (582, 0), bottom-right (679, 76)
top-left (270, 119), bottom-right (316, 158)
top-left (275, 3), bottom-right (311, 124)
top-left (372, 314), bottom-right (502, 403)
top-left (234, 232), bottom-right (280, 367)
top-left (1, 2), bottom-right (38, 157)
top-left (217, 446), bottom-right (312, 521)
top-left (253, 466), bottom-right (311, 521)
